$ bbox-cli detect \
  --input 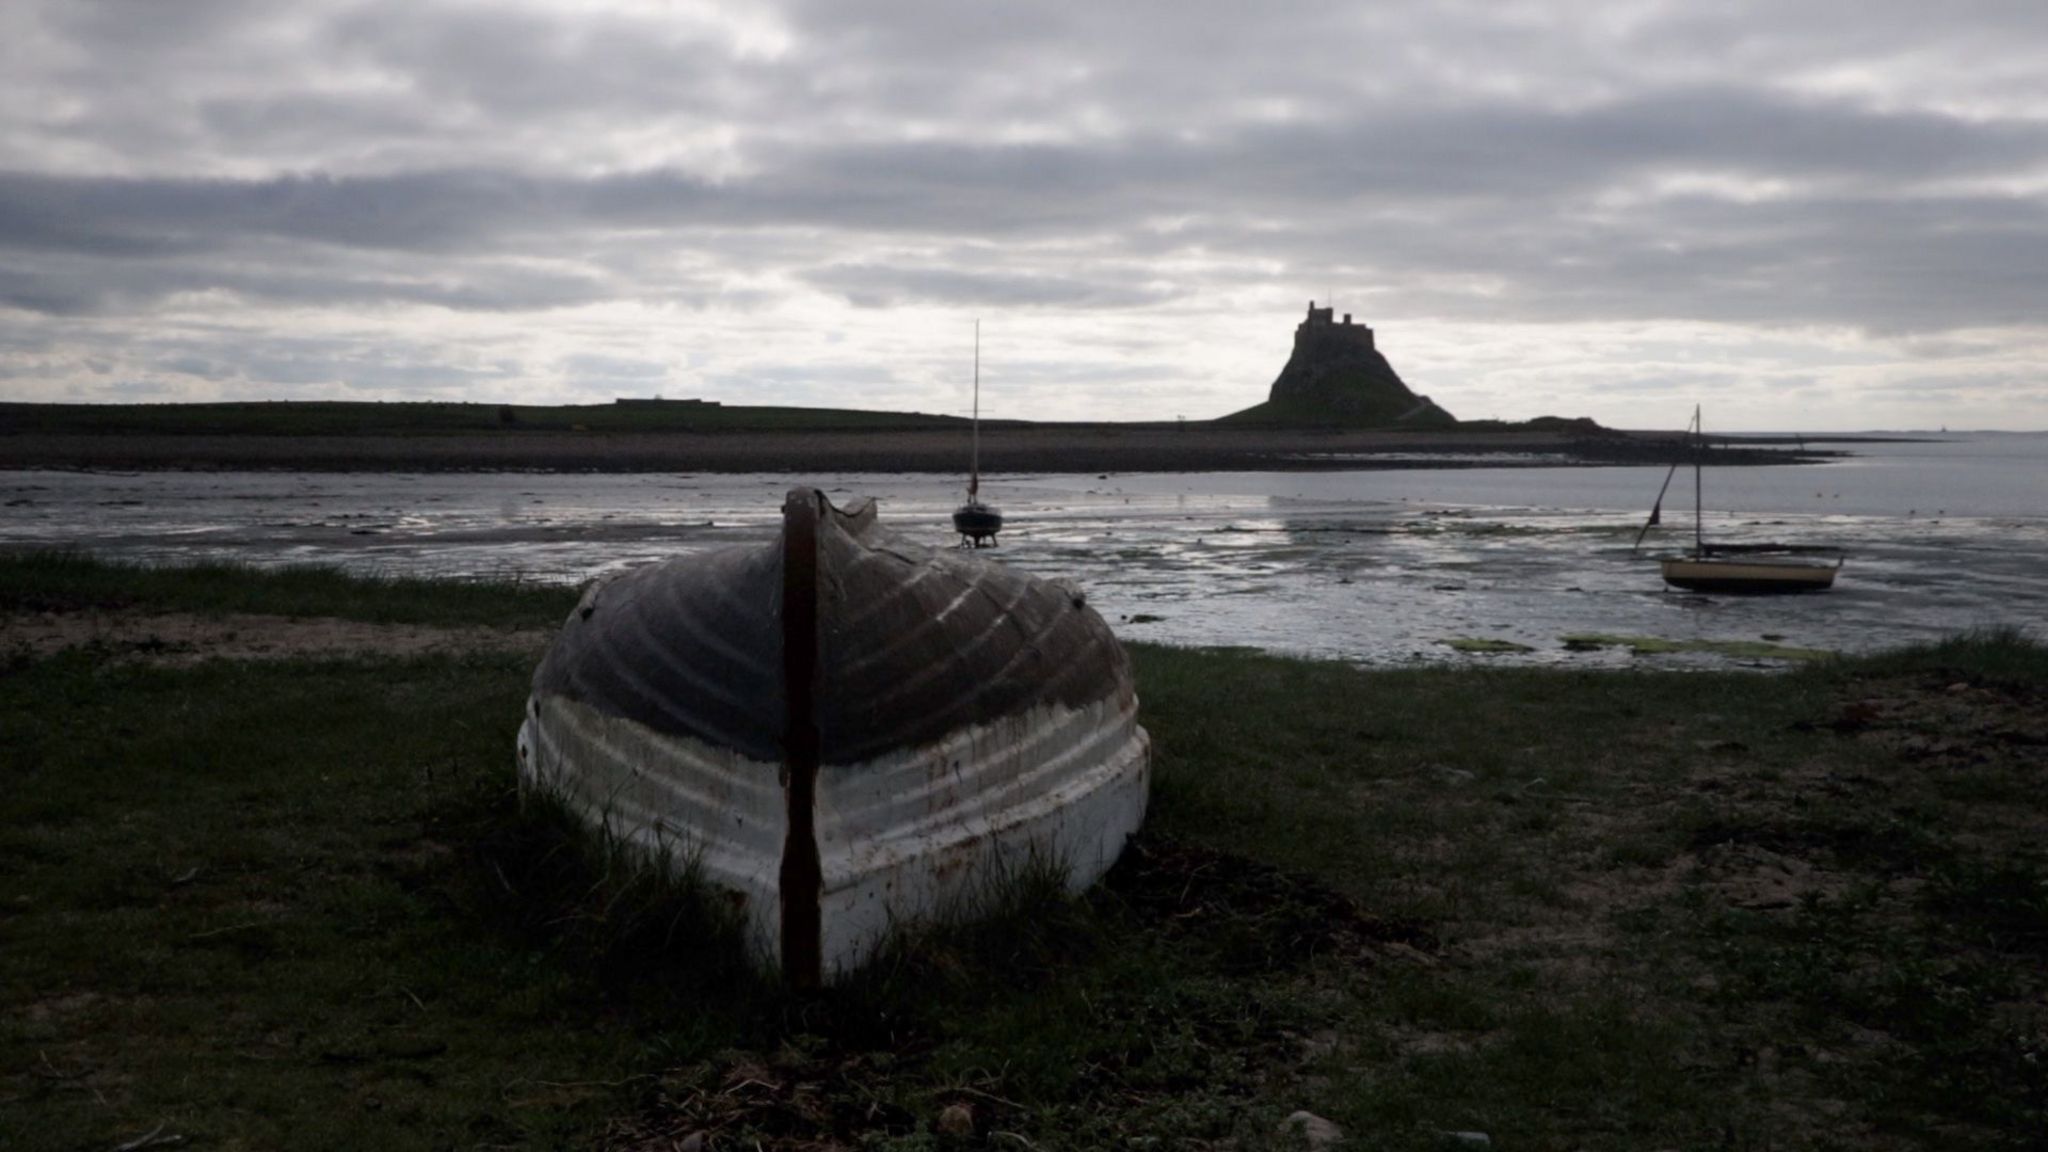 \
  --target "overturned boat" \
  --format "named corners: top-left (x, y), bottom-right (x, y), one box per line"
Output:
top-left (516, 487), bottom-right (1149, 985)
